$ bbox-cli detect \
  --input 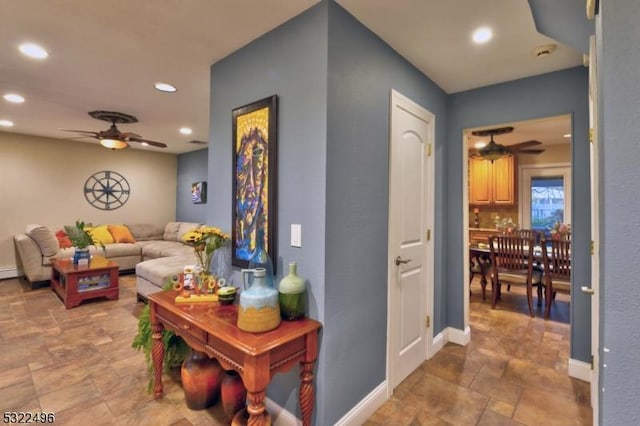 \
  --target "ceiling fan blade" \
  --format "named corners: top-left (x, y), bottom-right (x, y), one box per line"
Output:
top-left (128, 137), bottom-right (167, 148)
top-left (517, 149), bottom-right (545, 154)
top-left (60, 129), bottom-right (99, 135)
top-left (509, 140), bottom-right (542, 150)
top-left (120, 132), bottom-right (141, 139)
